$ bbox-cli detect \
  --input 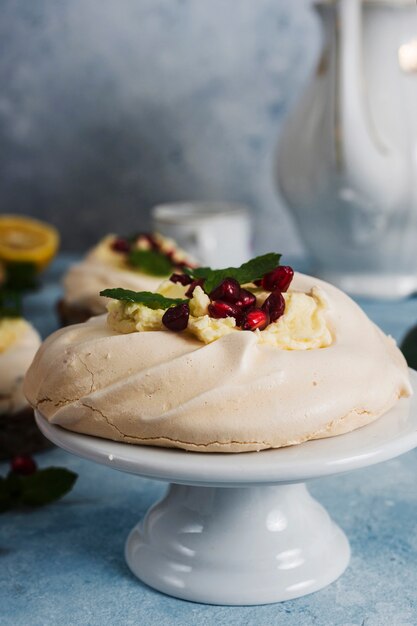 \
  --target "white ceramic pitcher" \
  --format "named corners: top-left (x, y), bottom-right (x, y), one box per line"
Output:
top-left (277, 0), bottom-right (417, 298)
